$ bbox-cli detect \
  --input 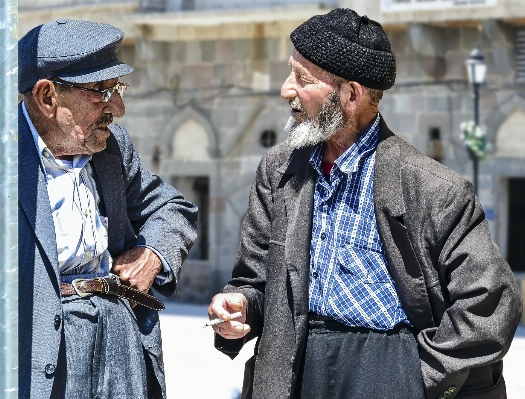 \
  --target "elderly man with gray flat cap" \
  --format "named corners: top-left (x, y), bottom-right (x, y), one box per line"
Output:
top-left (208, 8), bottom-right (522, 399)
top-left (18, 19), bottom-right (197, 399)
